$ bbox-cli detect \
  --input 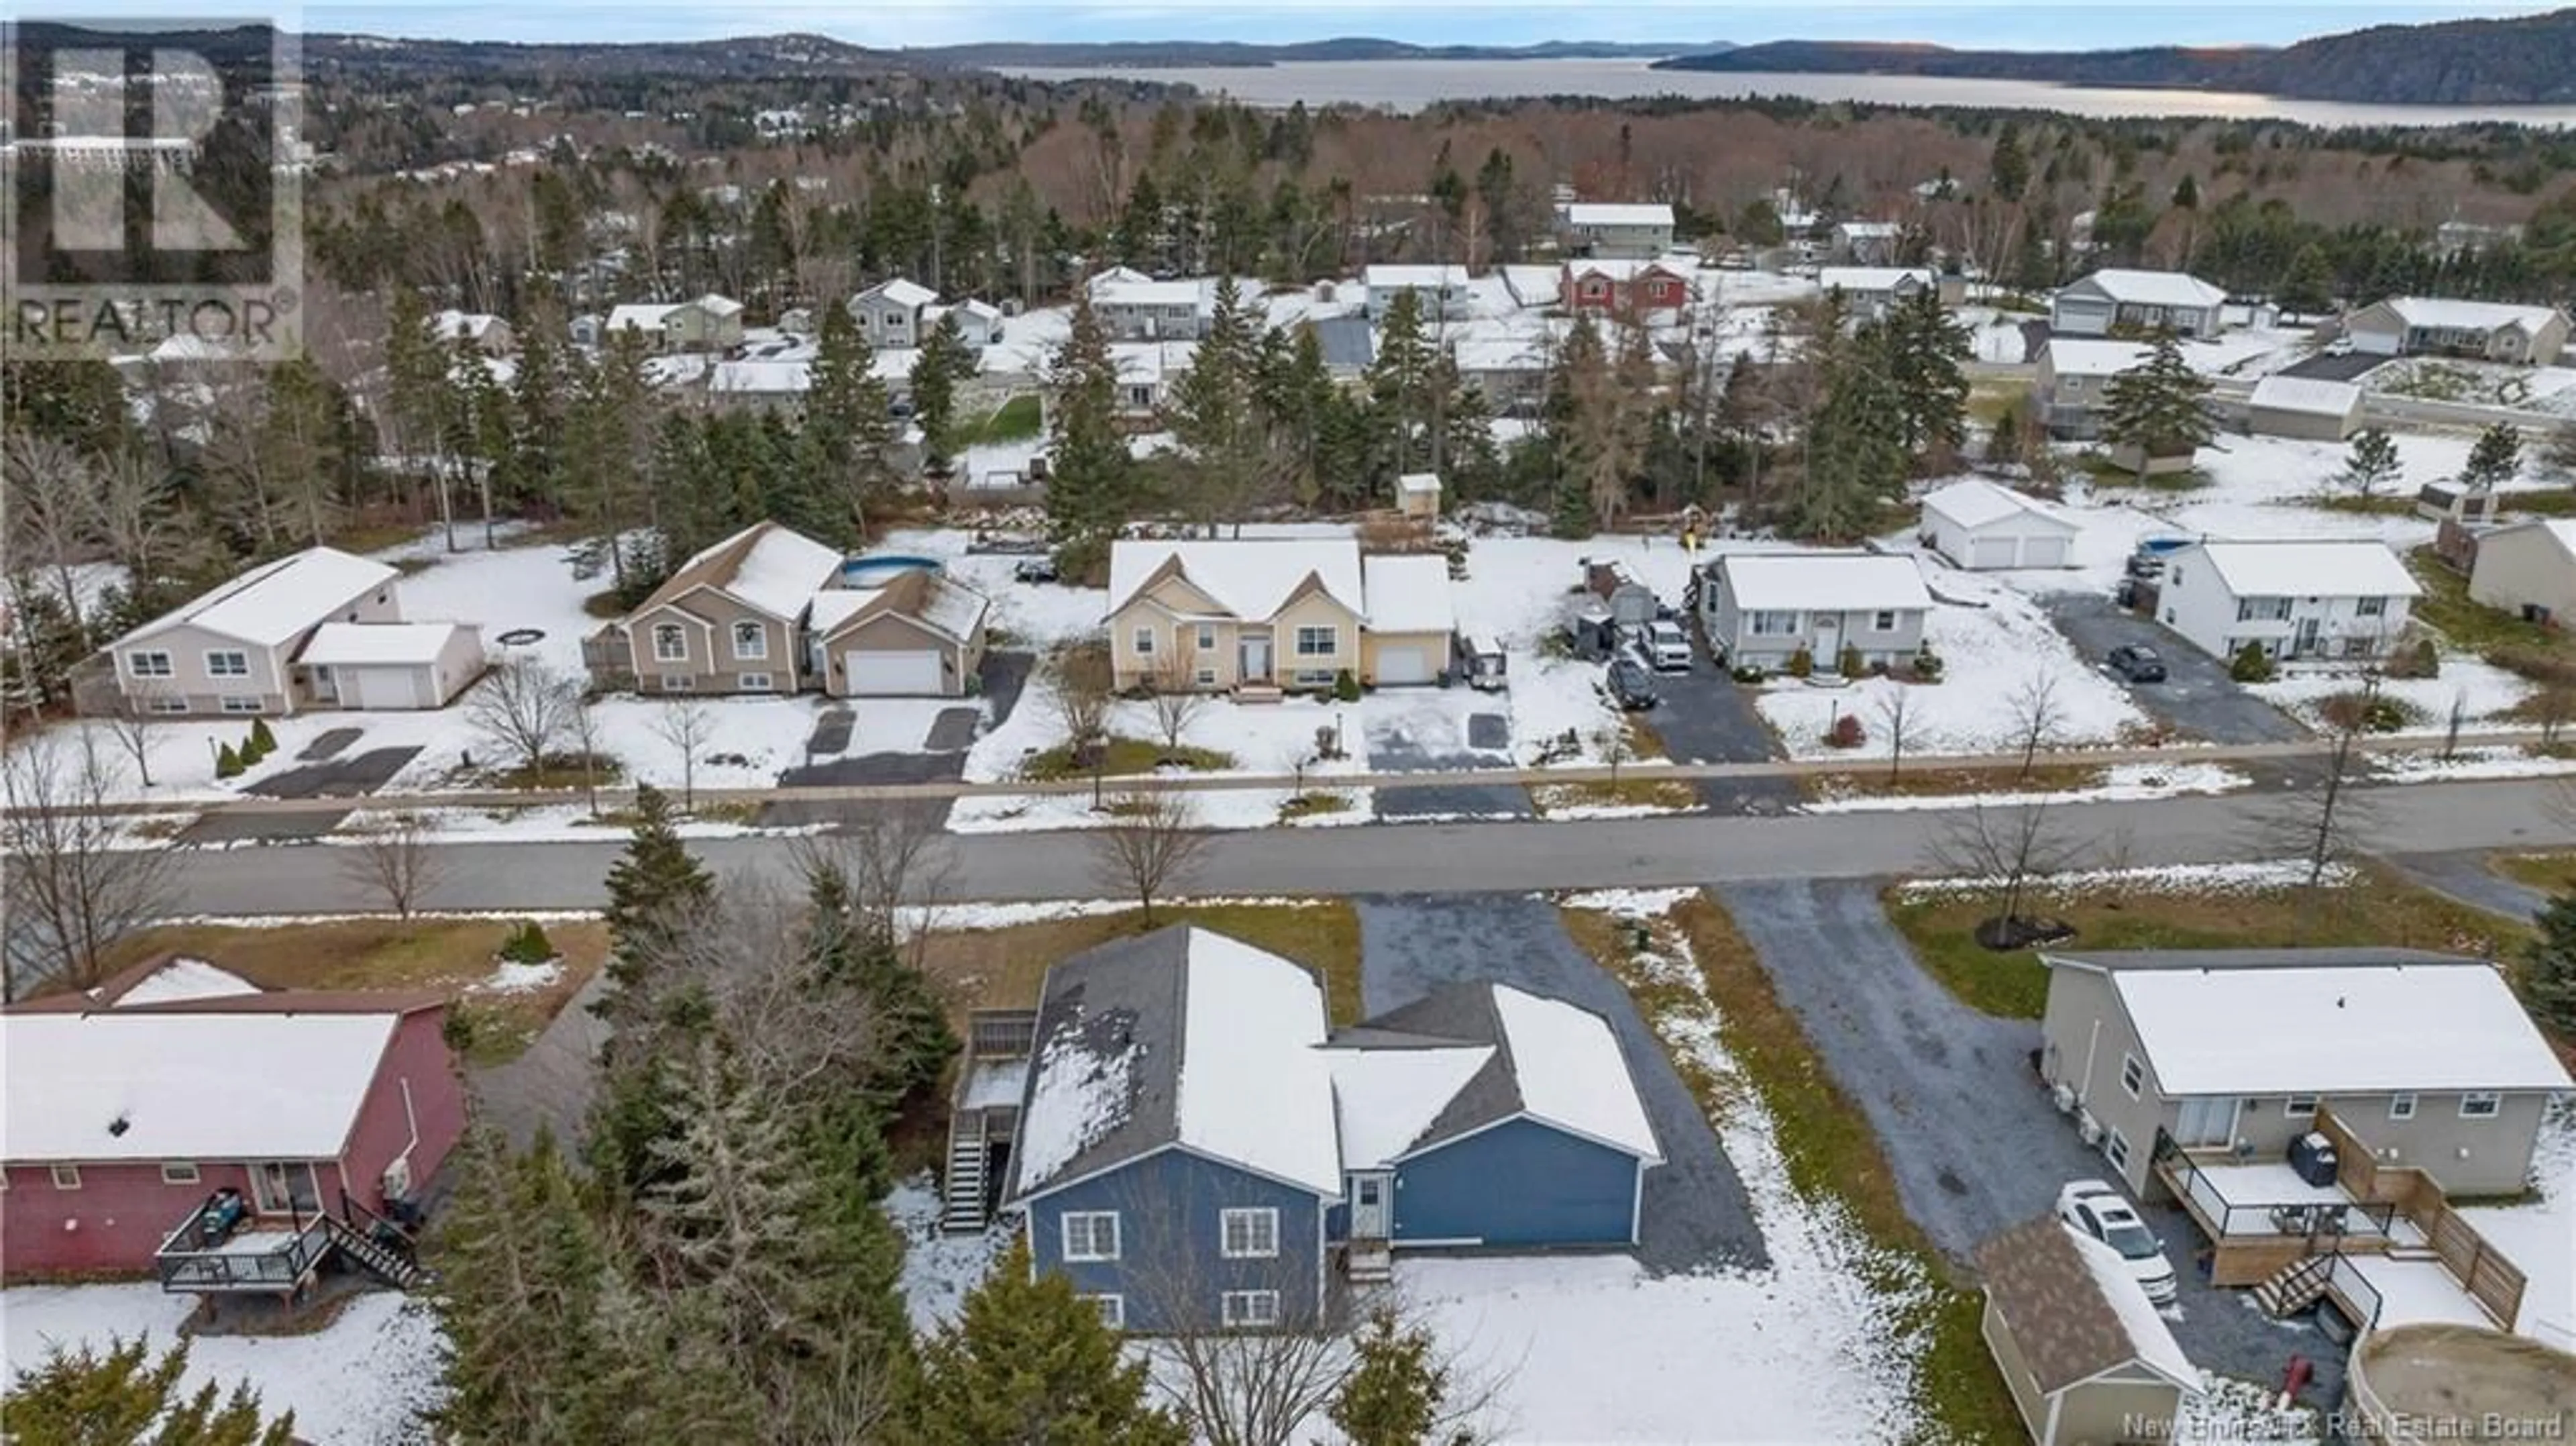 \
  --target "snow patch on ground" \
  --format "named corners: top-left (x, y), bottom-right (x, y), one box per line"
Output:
top-left (884, 1175), bottom-right (1010, 1335)
top-left (1556, 887), bottom-right (1705, 916)
top-left (471, 959), bottom-right (562, 994)
top-left (2461, 1098), bottom-right (2576, 1348)
top-left (1804, 761), bottom-right (2247, 813)
top-left (2373, 746), bottom-right (2576, 783)
top-left (1897, 859), bottom-right (2359, 902)
top-left (2175, 1375), bottom-right (2322, 1444)
top-left (1, 1284), bottom-right (443, 1445)
top-left (2251, 660), bottom-right (2534, 737)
